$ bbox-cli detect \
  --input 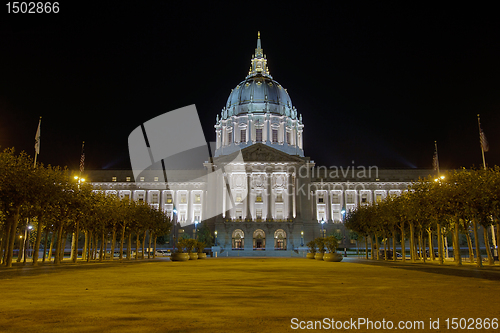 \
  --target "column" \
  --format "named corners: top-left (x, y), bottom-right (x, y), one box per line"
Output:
top-left (267, 172), bottom-right (272, 220)
top-left (246, 173), bottom-right (251, 220)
